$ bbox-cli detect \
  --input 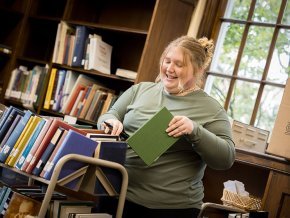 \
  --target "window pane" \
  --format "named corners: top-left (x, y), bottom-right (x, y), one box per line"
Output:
top-left (267, 29), bottom-right (290, 84)
top-left (255, 85), bottom-right (284, 131)
top-left (204, 75), bottom-right (230, 107)
top-left (252, 0), bottom-right (281, 23)
top-left (210, 23), bottom-right (244, 75)
top-left (228, 80), bottom-right (259, 123)
top-left (282, 0), bottom-right (290, 24)
top-left (238, 26), bottom-right (274, 79)
top-left (224, 0), bottom-right (251, 20)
